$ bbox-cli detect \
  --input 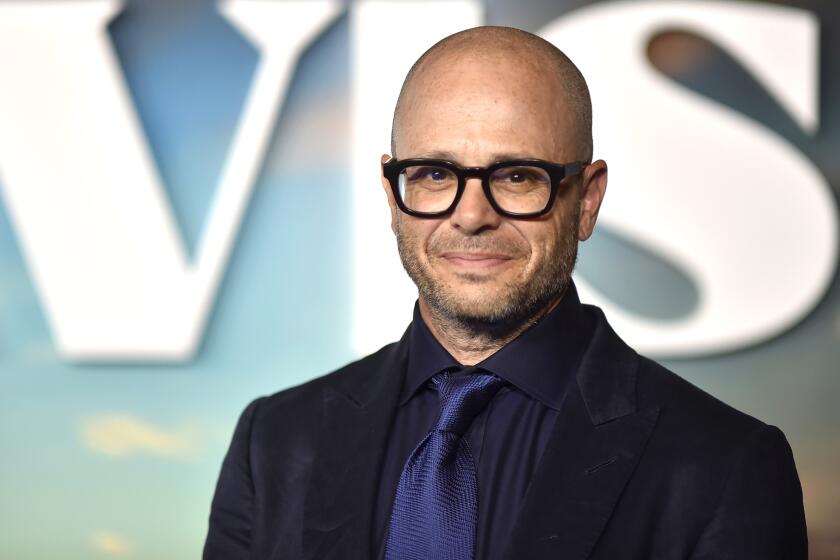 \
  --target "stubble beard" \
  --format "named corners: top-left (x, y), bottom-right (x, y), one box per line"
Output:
top-left (395, 206), bottom-right (580, 340)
